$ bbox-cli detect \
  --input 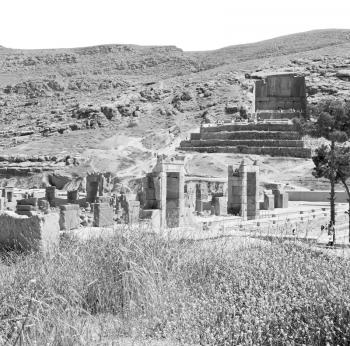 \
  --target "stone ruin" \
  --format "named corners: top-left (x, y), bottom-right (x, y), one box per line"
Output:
top-left (253, 73), bottom-right (307, 116)
top-left (178, 73), bottom-right (311, 158)
top-left (185, 179), bottom-right (227, 217)
top-left (141, 155), bottom-right (185, 229)
top-left (0, 155), bottom-right (291, 254)
top-left (140, 157), bottom-right (290, 228)
top-left (0, 171), bottom-right (140, 253)
top-left (0, 212), bottom-right (59, 255)
top-left (86, 172), bottom-right (108, 203)
top-left (228, 160), bottom-right (260, 220)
